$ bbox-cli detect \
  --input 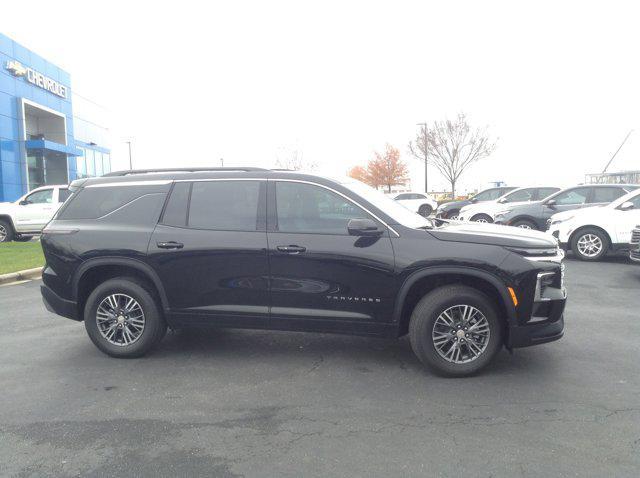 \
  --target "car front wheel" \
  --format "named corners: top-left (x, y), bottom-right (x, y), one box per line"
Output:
top-left (84, 277), bottom-right (167, 358)
top-left (0, 219), bottom-right (14, 243)
top-left (471, 213), bottom-right (493, 223)
top-left (571, 228), bottom-right (609, 261)
top-left (409, 285), bottom-right (502, 377)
